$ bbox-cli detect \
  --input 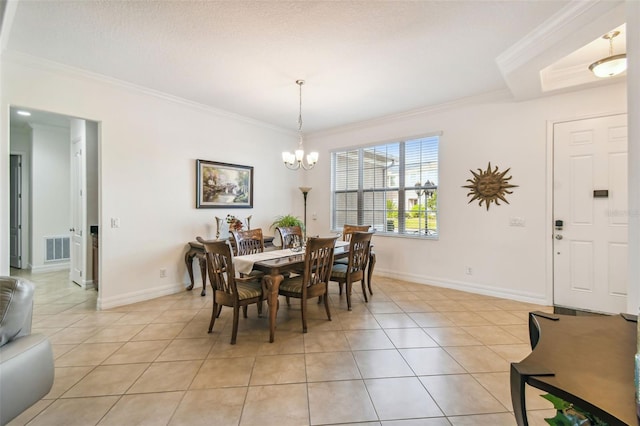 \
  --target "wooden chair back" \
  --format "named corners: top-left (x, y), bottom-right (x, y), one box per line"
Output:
top-left (301, 236), bottom-right (339, 297)
top-left (346, 231), bottom-right (373, 276)
top-left (276, 226), bottom-right (303, 249)
top-left (230, 228), bottom-right (264, 256)
top-left (196, 237), bottom-right (237, 301)
top-left (342, 224), bottom-right (370, 241)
